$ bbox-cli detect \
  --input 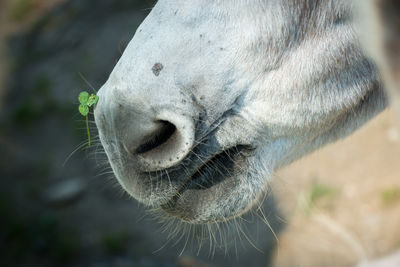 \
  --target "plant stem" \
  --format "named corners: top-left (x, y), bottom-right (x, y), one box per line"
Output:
top-left (86, 115), bottom-right (91, 146)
